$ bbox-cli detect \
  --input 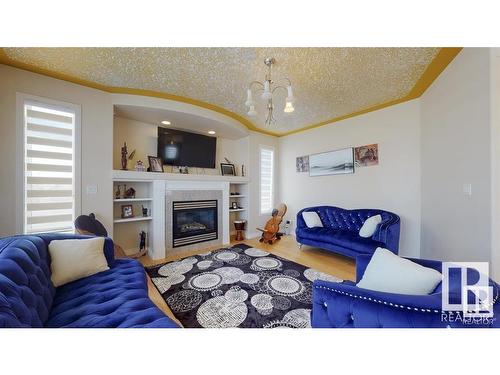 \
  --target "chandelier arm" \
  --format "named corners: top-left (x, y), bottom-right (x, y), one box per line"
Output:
top-left (248, 81), bottom-right (264, 90)
top-left (271, 85), bottom-right (288, 94)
